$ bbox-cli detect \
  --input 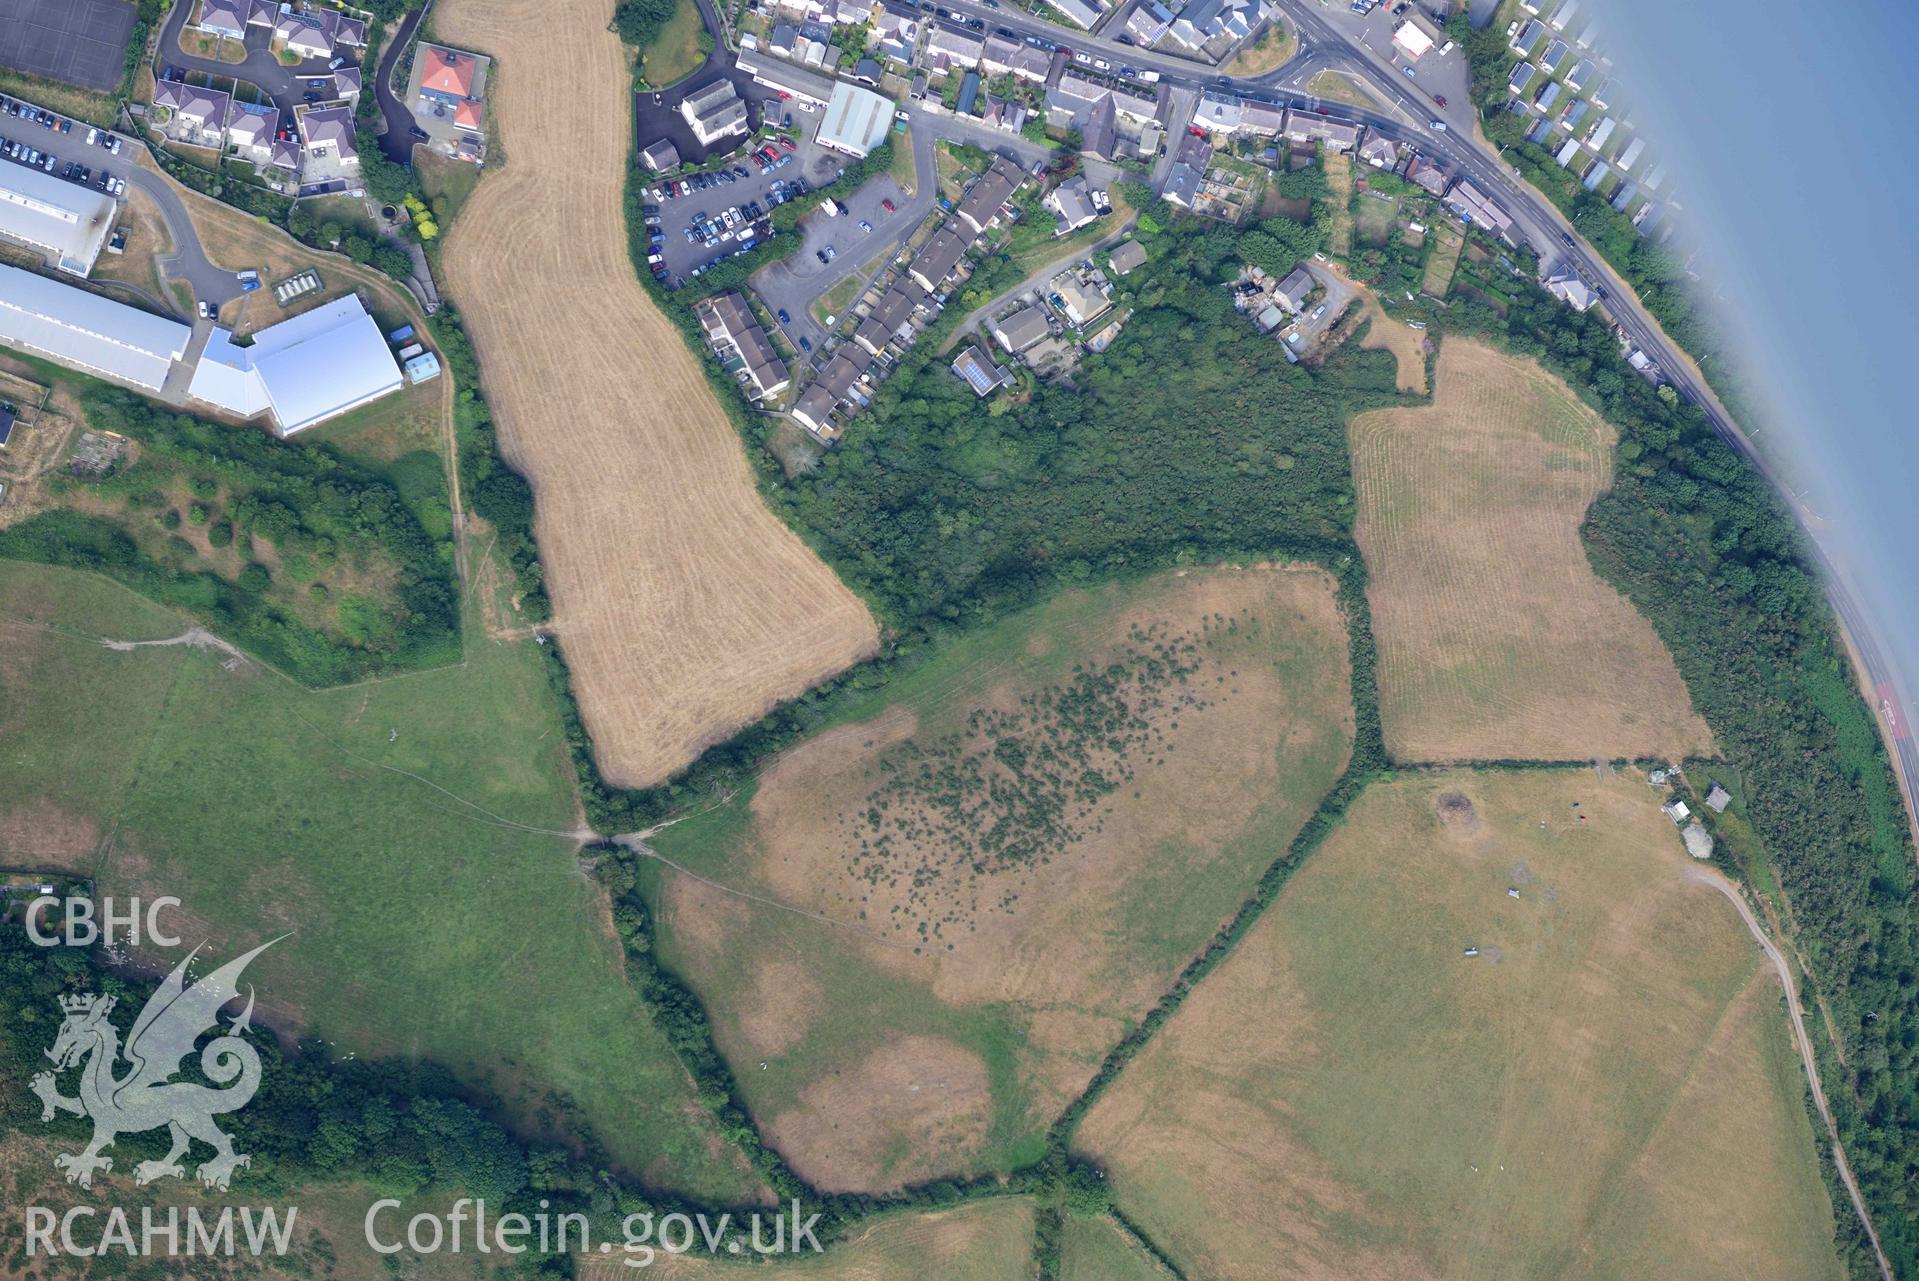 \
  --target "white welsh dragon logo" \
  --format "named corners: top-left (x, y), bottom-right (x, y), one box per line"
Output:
top-left (30, 940), bottom-right (279, 1191)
